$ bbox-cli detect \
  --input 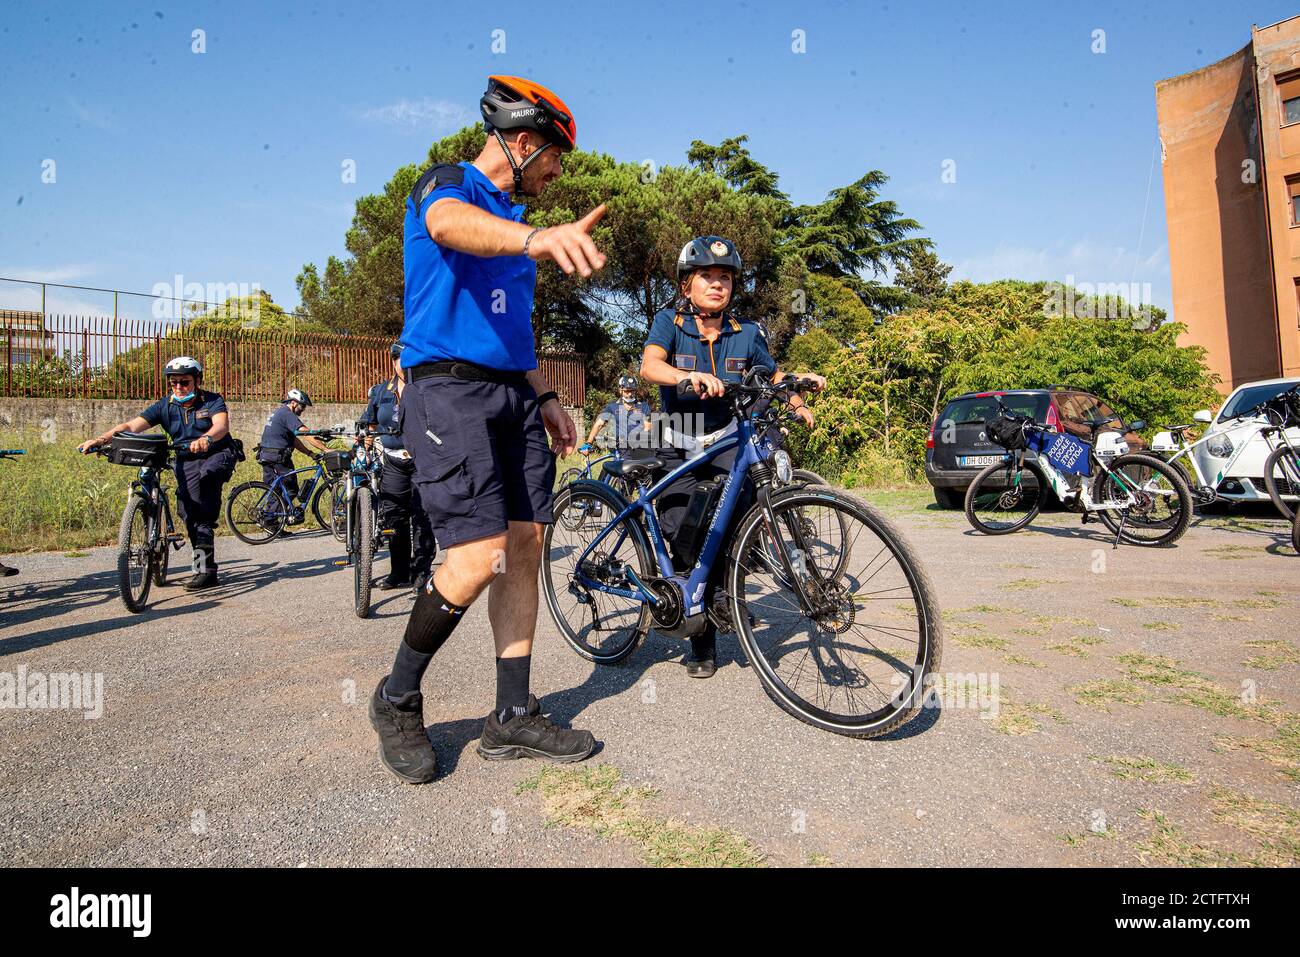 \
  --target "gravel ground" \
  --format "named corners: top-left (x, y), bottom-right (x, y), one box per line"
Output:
top-left (1, 492), bottom-right (1297, 867)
